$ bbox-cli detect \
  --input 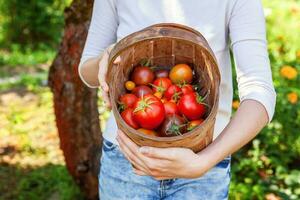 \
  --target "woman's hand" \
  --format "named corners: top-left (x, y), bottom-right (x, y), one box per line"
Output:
top-left (116, 129), bottom-right (209, 180)
top-left (98, 44), bottom-right (119, 108)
